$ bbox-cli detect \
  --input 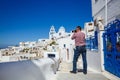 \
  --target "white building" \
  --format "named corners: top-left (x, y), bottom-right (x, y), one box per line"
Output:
top-left (49, 26), bottom-right (75, 62)
top-left (38, 39), bottom-right (50, 47)
top-left (19, 41), bottom-right (37, 48)
top-left (49, 25), bottom-right (74, 49)
top-left (87, 0), bottom-right (120, 76)
top-left (8, 46), bottom-right (22, 54)
top-left (84, 22), bottom-right (94, 38)
top-left (92, 0), bottom-right (120, 26)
